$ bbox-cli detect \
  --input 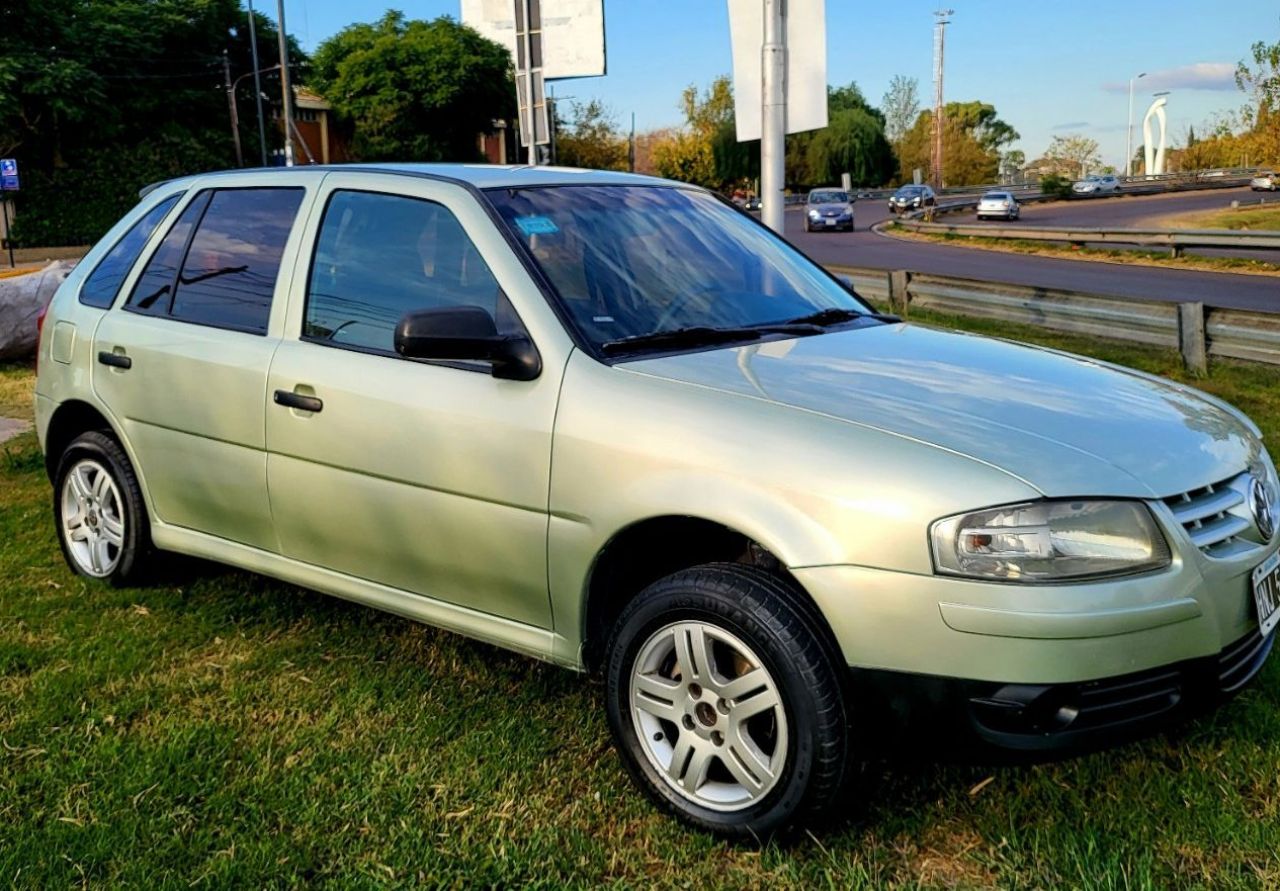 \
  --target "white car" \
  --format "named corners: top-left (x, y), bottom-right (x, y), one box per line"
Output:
top-left (1251, 173), bottom-right (1277, 192)
top-left (1072, 175), bottom-right (1121, 196)
top-left (976, 191), bottom-right (1020, 221)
